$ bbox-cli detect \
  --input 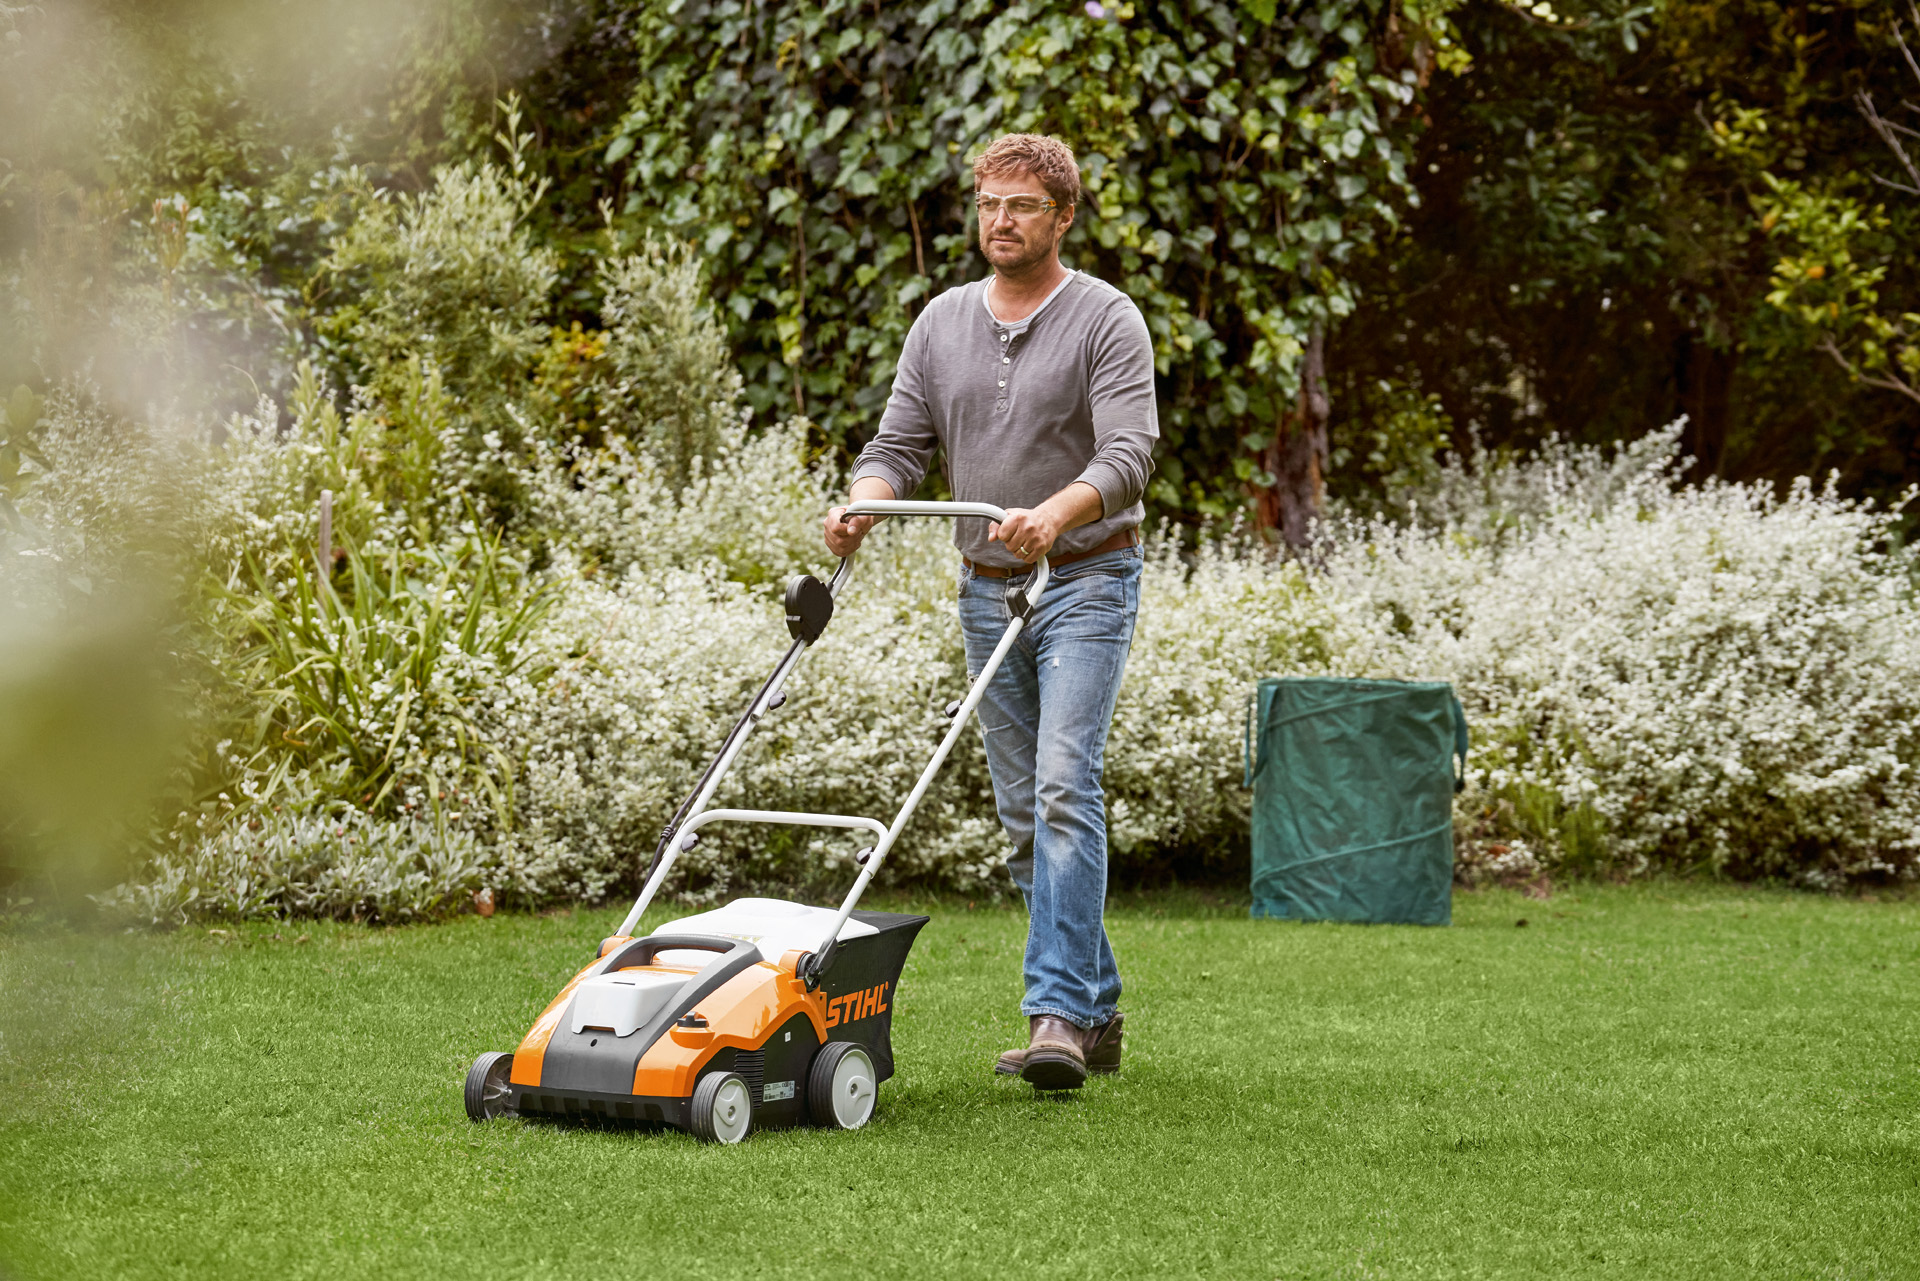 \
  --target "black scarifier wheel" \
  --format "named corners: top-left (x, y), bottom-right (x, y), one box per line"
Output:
top-left (464, 1051), bottom-right (516, 1122)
